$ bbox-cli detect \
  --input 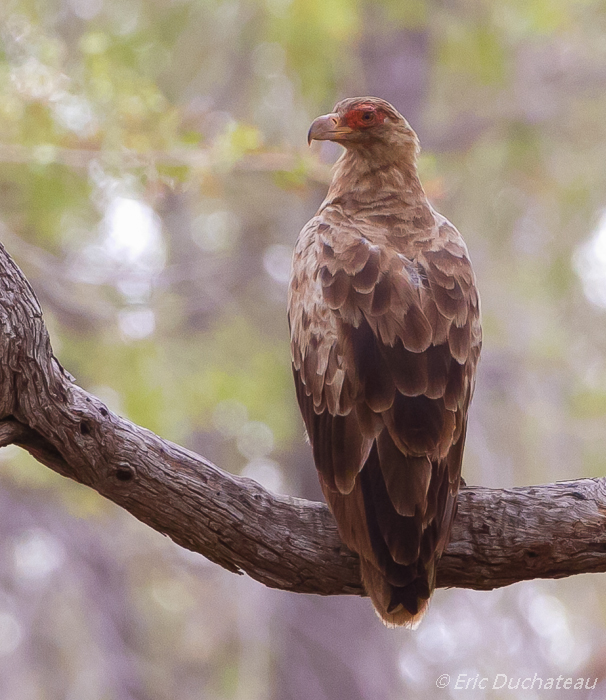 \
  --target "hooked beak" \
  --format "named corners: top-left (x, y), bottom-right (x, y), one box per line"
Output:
top-left (307, 113), bottom-right (353, 145)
